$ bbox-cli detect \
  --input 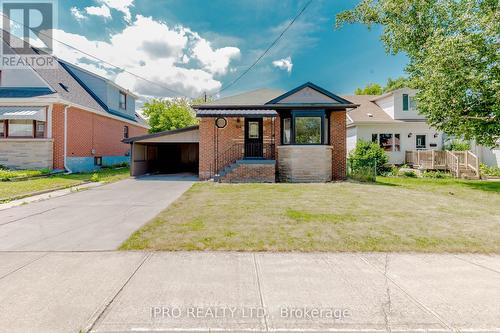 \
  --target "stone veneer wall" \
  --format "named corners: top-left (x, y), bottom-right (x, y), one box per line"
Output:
top-left (0, 139), bottom-right (53, 169)
top-left (278, 146), bottom-right (333, 182)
